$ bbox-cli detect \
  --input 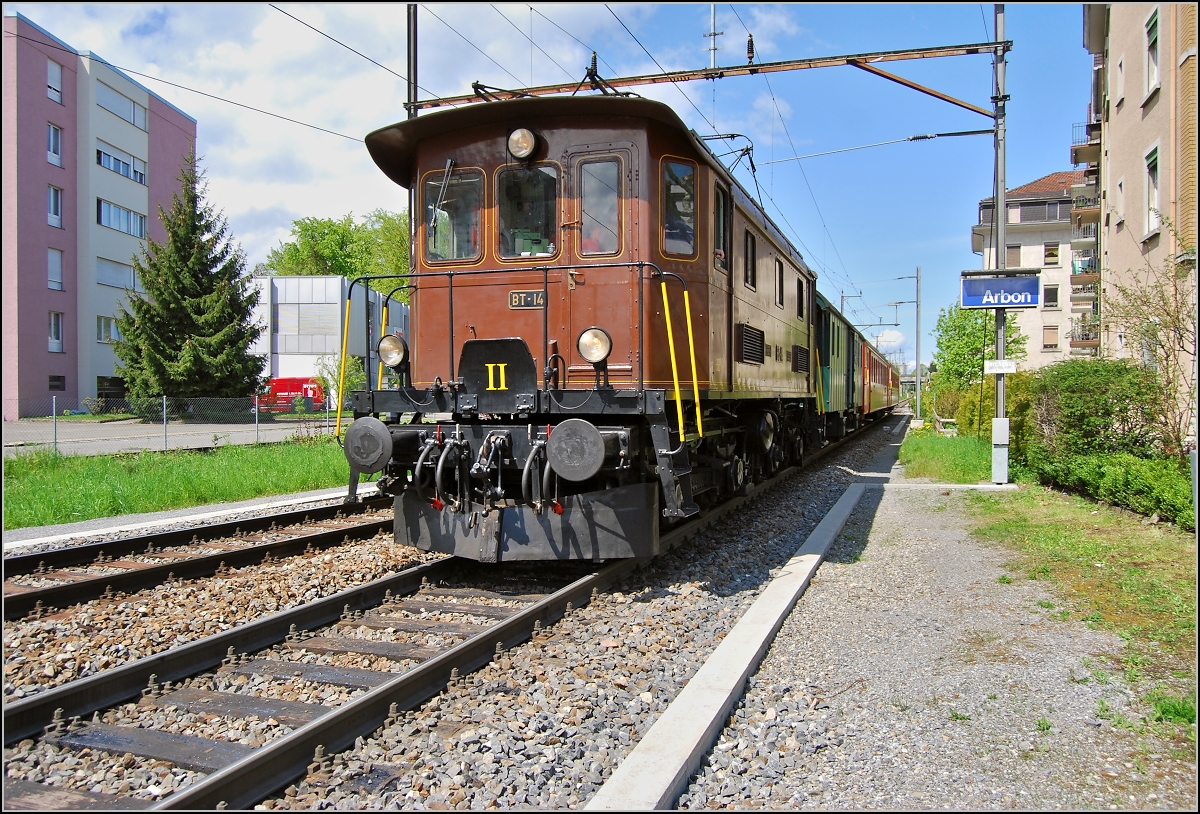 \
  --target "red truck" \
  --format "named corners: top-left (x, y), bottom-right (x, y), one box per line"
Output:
top-left (259, 377), bottom-right (325, 413)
